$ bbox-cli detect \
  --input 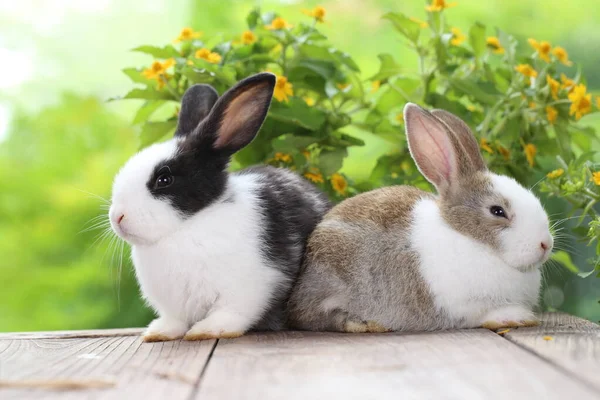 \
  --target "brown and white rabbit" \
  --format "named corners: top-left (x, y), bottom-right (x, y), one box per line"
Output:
top-left (287, 103), bottom-right (553, 333)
